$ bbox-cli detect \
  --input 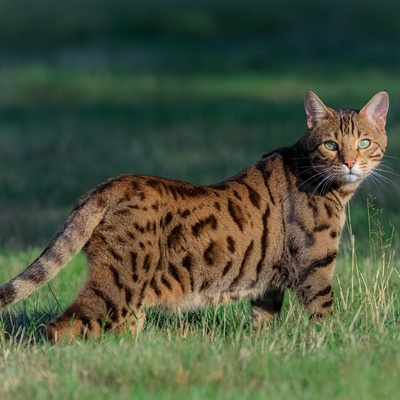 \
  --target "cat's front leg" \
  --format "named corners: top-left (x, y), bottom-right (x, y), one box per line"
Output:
top-left (250, 288), bottom-right (285, 329)
top-left (295, 258), bottom-right (336, 319)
